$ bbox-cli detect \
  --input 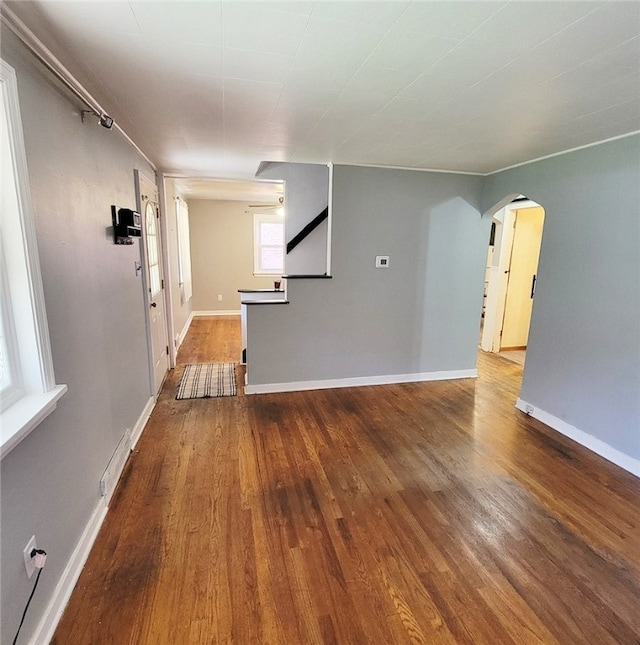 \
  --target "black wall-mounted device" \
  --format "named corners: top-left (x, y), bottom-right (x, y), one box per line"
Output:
top-left (112, 206), bottom-right (141, 245)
